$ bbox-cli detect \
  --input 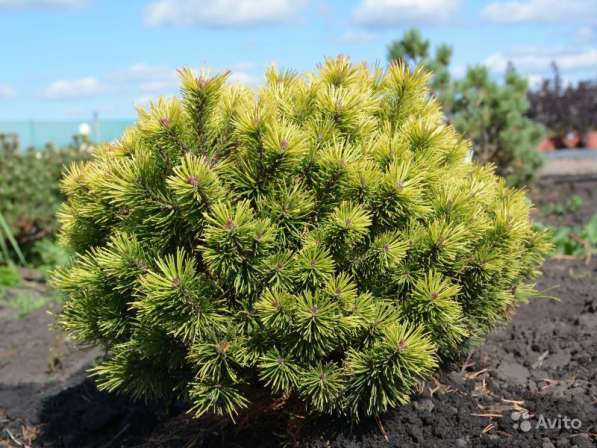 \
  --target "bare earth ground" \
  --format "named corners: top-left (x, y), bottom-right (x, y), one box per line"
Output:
top-left (1, 174), bottom-right (596, 448)
top-left (531, 175), bottom-right (597, 227)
